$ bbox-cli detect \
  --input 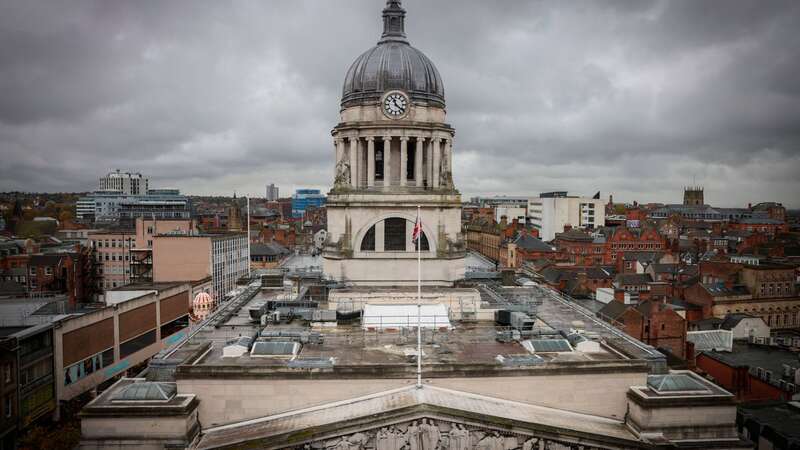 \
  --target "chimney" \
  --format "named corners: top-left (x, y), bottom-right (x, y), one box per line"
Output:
top-left (563, 224), bottom-right (573, 232)
top-left (500, 215), bottom-right (508, 228)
